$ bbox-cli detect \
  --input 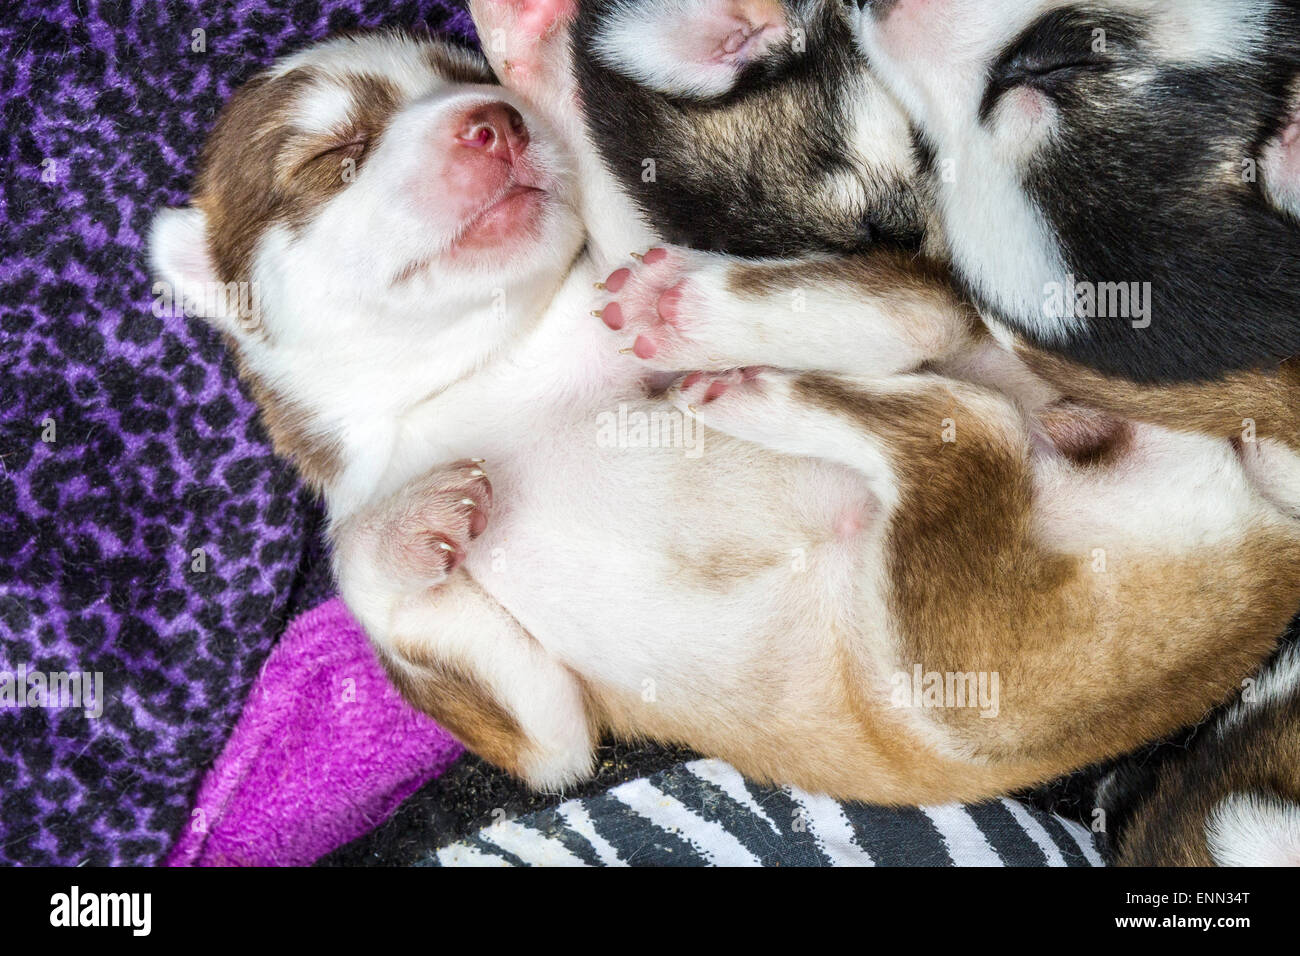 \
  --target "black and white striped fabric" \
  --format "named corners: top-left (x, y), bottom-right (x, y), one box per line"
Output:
top-left (421, 759), bottom-right (1104, 867)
